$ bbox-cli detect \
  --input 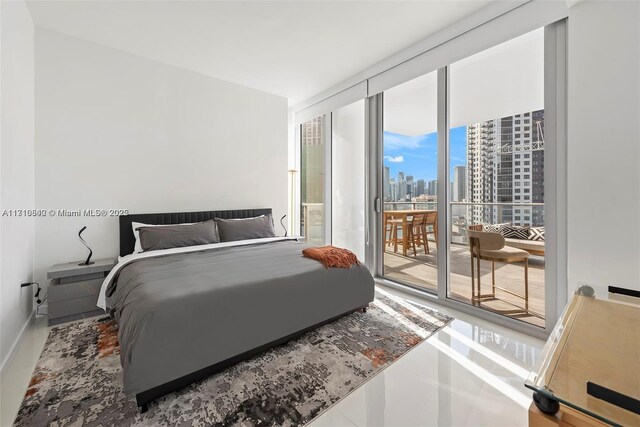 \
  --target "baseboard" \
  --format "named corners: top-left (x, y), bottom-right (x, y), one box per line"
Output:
top-left (0, 310), bottom-right (36, 377)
